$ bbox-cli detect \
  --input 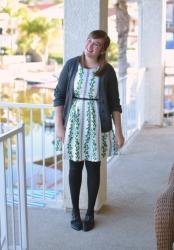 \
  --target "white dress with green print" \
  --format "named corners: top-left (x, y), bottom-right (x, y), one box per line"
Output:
top-left (56, 64), bottom-right (118, 162)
